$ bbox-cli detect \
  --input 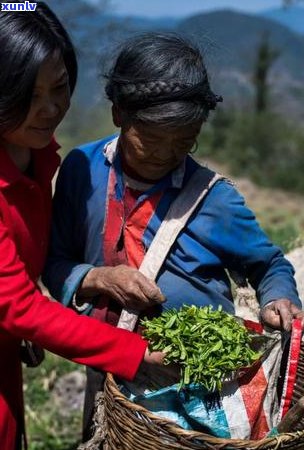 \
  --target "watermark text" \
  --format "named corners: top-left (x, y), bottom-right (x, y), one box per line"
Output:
top-left (1, 1), bottom-right (37, 11)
